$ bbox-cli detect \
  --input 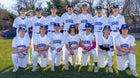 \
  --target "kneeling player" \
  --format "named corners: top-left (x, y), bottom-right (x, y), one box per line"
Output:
top-left (65, 24), bottom-right (80, 70)
top-left (32, 26), bottom-right (49, 71)
top-left (116, 24), bottom-right (138, 77)
top-left (98, 25), bottom-right (114, 73)
top-left (12, 27), bottom-right (30, 72)
top-left (50, 23), bottom-right (64, 71)
top-left (80, 23), bottom-right (98, 72)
